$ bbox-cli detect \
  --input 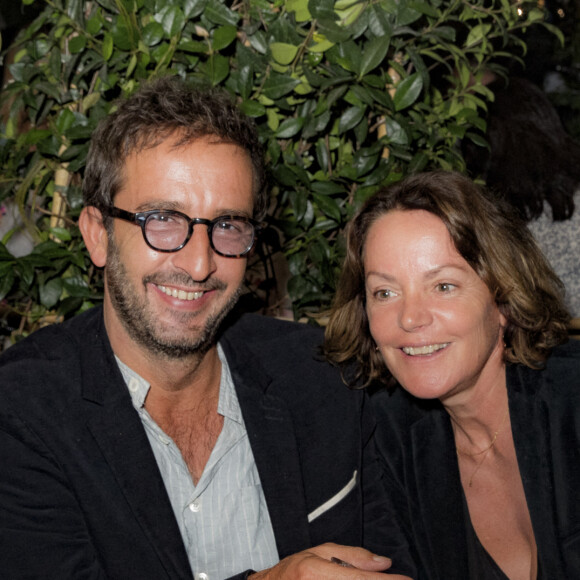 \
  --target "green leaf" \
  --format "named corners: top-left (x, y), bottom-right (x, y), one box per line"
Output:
top-left (248, 31), bottom-right (268, 55)
top-left (308, 0), bottom-right (338, 21)
top-left (56, 109), bottom-right (76, 134)
top-left (312, 192), bottom-right (341, 221)
top-left (50, 228), bottom-right (72, 242)
top-left (112, 21), bottom-right (133, 51)
top-left (393, 73), bottom-right (423, 111)
top-left (142, 21), bottom-right (164, 46)
top-left (338, 106), bottom-right (365, 134)
top-left (287, 0), bottom-right (311, 22)
top-left (0, 268), bottom-right (14, 301)
top-left (432, 26), bottom-right (456, 42)
top-left (158, 6), bottom-right (186, 37)
top-left (383, 116), bottom-right (408, 145)
top-left (17, 259), bottom-right (35, 288)
top-left (86, 14), bottom-right (102, 36)
top-left (353, 150), bottom-right (379, 177)
top-left (62, 276), bottom-right (90, 297)
top-left (359, 35), bottom-right (391, 77)
top-left (212, 25), bottom-right (237, 51)
top-left (540, 22), bottom-right (565, 47)
top-left (311, 181), bottom-right (346, 195)
top-left (0, 244), bottom-right (14, 261)
top-left (465, 131), bottom-right (489, 148)
top-left (315, 140), bottom-right (329, 171)
top-left (69, 35), bottom-right (87, 54)
top-left (275, 117), bottom-right (305, 139)
top-left (466, 24), bottom-right (492, 48)
top-left (22, 129), bottom-right (53, 146)
top-left (270, 43), bottom-right (299, 66)
top-left (238, 65), bottom-right (253, 100)
top-left (204, 0), bottom-right (240, 26)
top-left (409, 1), bottom-right (438, 18)
top-left (263, 73), bottom-right (300, 100)
top-left (407, 151), bottom-right (429, 173)
top-left (395, 3), bottom-right (422, 26)
top-left (183, 0), bottom-right (207, 19)
top-left (102, 33), bottom-right (114, 61)
top-left (82, 92), bottom-right (101, 111)
top-left (39, 278), bottom-right (63, 309)
top-left (205, 54), bottom-right (230, 85)
top-left (240, 100), bottom-right (265, 117)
